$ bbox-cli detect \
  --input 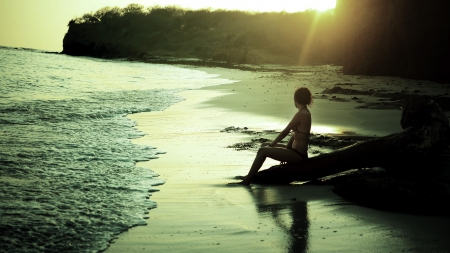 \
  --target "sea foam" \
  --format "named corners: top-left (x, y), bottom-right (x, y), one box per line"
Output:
top-left (0, 46), bottom-right (235, 253)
